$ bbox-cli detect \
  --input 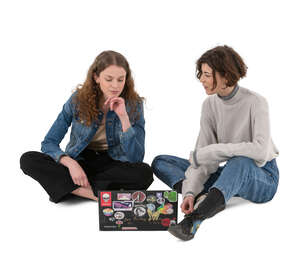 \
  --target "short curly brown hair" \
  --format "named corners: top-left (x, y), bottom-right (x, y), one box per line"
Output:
top-left (196, 45), bottom-right (248, 90)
